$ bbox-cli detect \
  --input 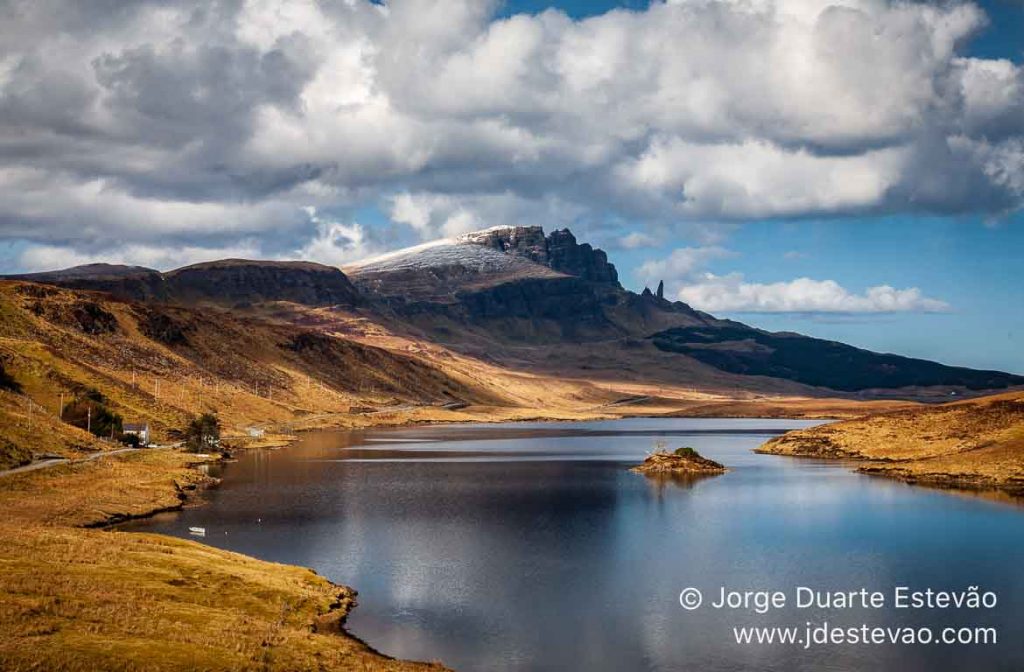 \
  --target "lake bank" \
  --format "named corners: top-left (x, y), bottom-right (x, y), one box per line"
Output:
top-left (124, 418), bottom-right (1024, 671)
top-left (757, 391), bottom-right (1024, 496)
top-left (0, 447), bottom-right (449, 671)
top-left (5, 392), bottom-right (1022, 671)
